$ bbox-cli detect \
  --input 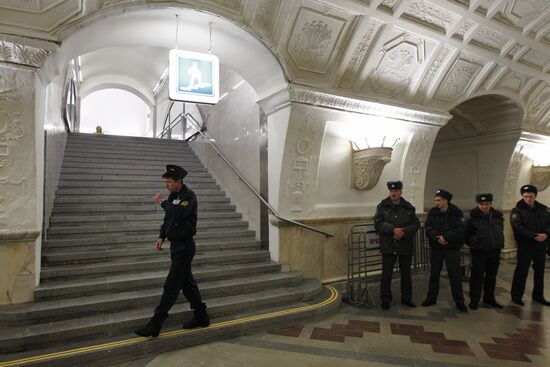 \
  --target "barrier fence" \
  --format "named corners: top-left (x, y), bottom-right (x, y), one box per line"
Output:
top-left (345, 223), bottom-right (470, 308)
